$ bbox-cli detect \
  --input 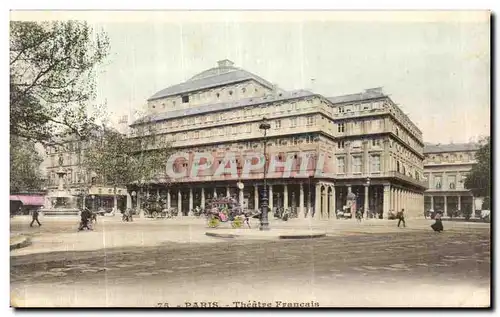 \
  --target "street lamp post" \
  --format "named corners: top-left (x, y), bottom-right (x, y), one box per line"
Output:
top-left (308, 175), bottom-right (313, 217)
top-left (259, 117), bottom-right (271, 231)
top-left (365, 177), bottom-right (371, 219)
